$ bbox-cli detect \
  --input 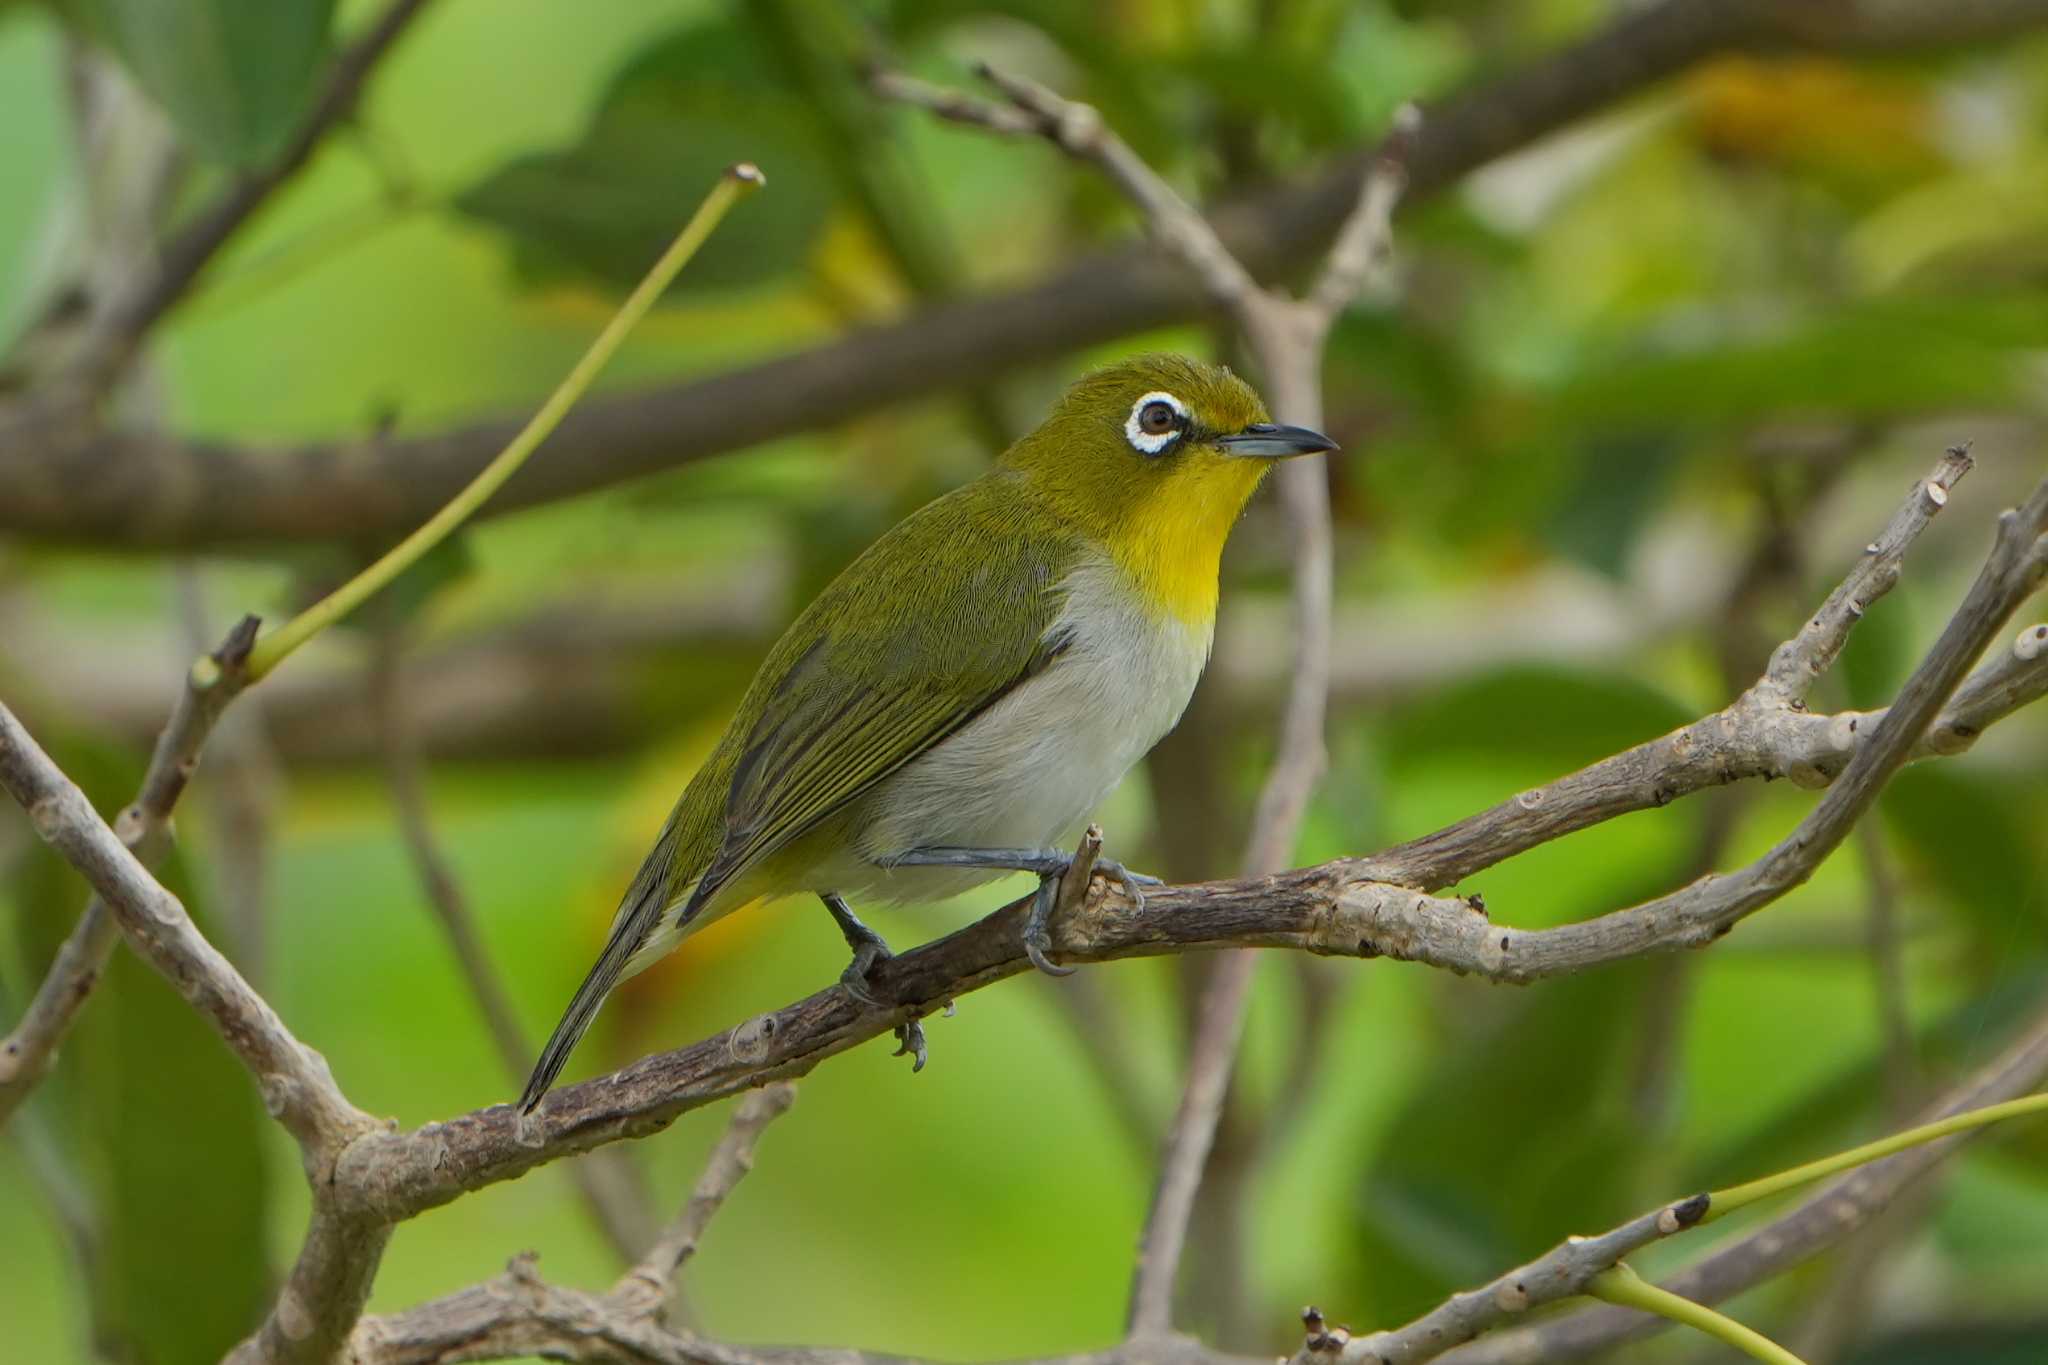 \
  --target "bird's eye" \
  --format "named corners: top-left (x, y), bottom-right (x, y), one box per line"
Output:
top-left (1125, 391), bottom-right (1188, 454)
